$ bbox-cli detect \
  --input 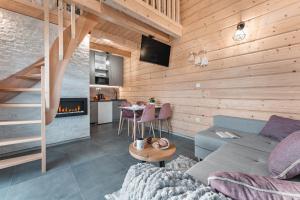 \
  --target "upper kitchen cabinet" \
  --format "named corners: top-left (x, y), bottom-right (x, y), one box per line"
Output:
top-left (90, 51), bottom-right (123, 87)
top-left (109, 55), bottom-right (123, 86)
